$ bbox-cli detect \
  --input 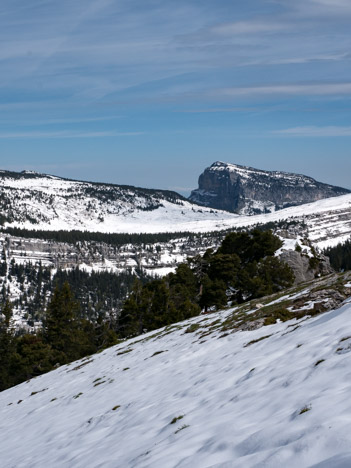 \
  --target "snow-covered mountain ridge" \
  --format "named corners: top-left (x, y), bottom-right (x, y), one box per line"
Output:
top-left (190, 161), bottom-right (350, 215)
top-left (1, 168), bottom-right (351, 247)
top-left (0, 169), bottom-right (233, 232)
top-left (2, 271), bottom-right (351, 467)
